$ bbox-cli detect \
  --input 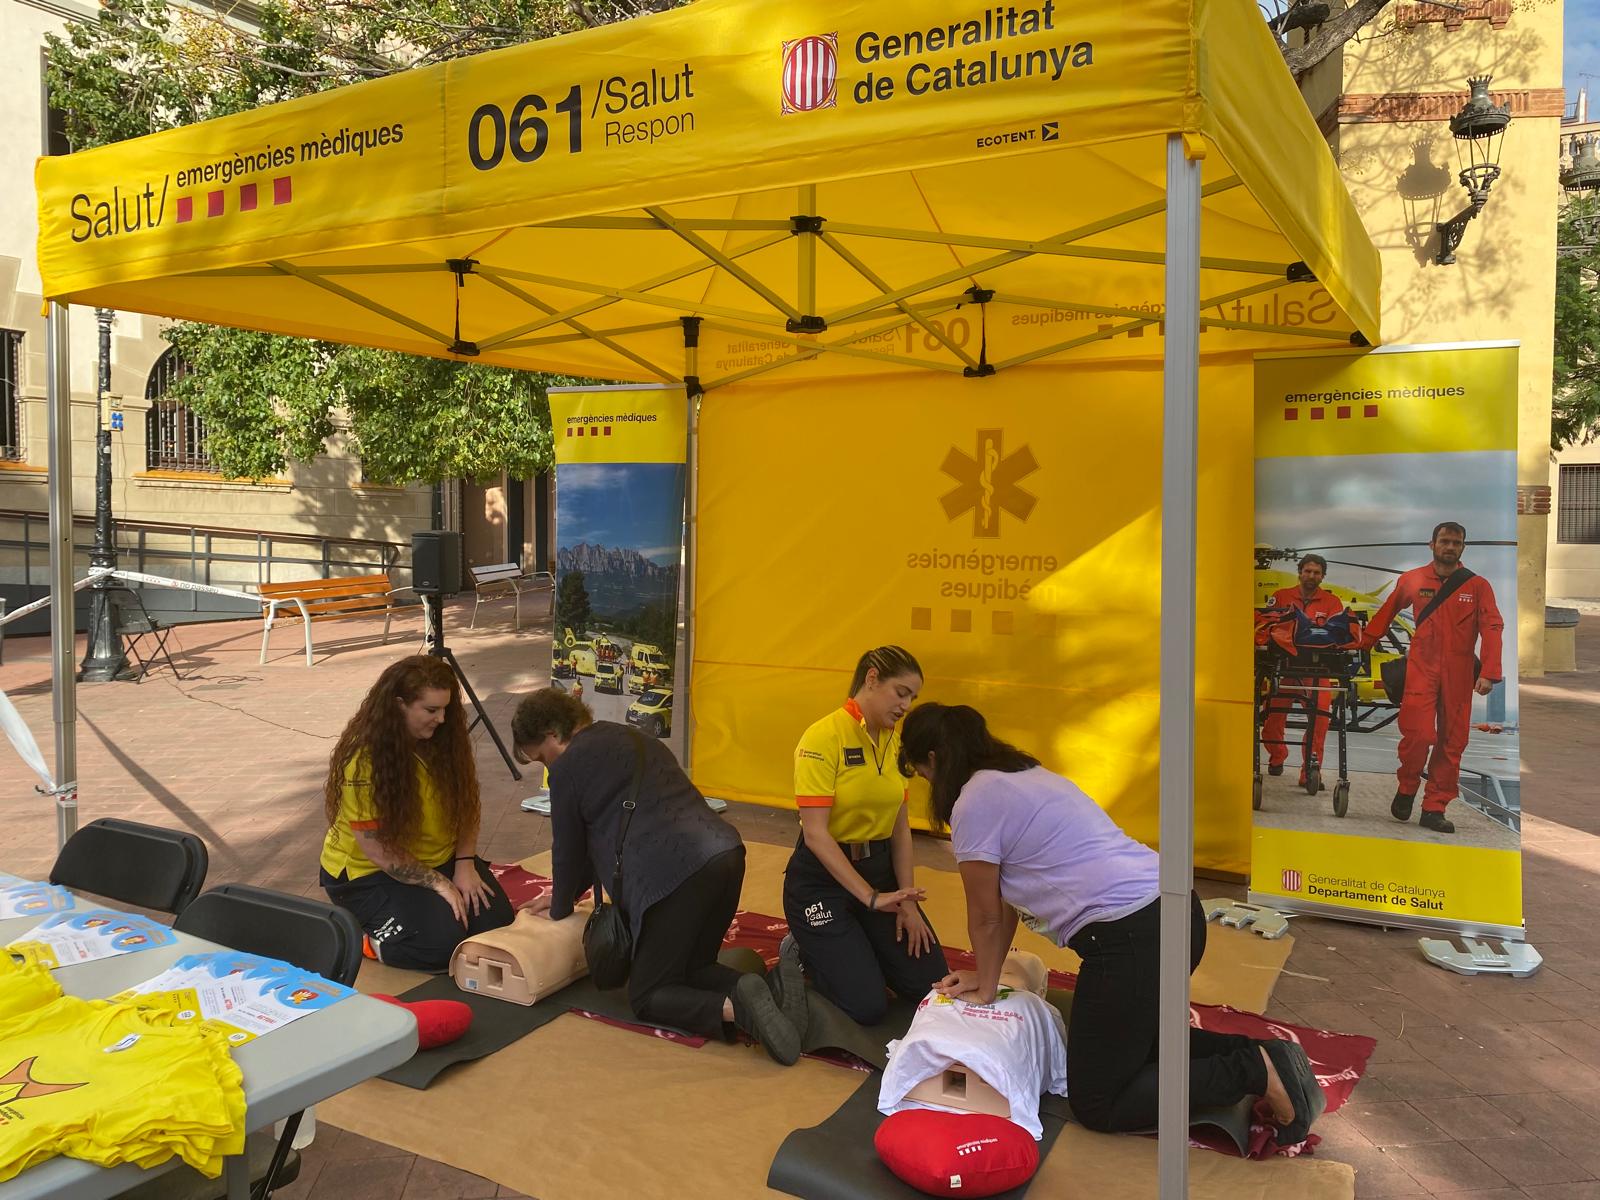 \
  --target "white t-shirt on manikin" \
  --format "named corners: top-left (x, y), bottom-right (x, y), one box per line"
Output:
top-left (878, 987), bottom-right (1069, 1139)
